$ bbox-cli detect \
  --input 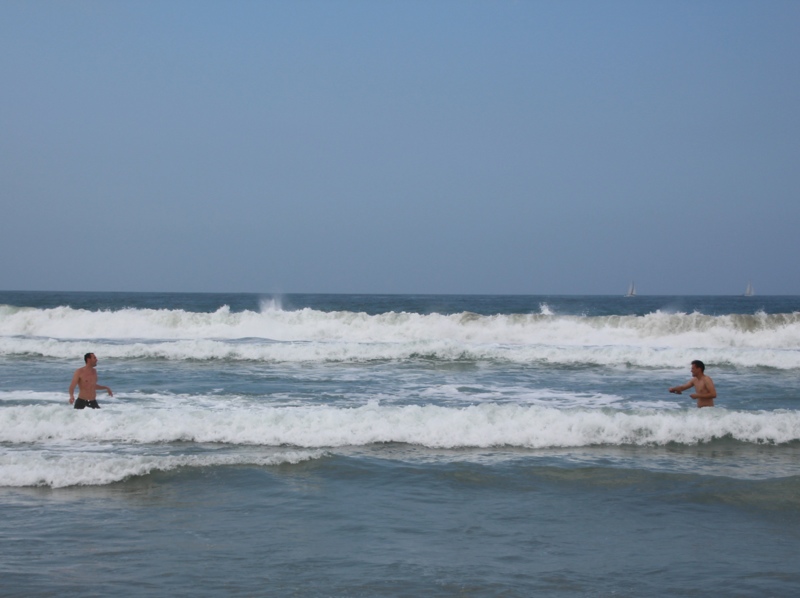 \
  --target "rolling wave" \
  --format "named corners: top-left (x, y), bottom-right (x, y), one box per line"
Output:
top-left (0, 449), bottom-right (324, 488)
top-left (1, 303), bottom-right (799, 368)
top-left (1, 402), bottom-right (798, 488)
top-left (3, 303), bottom-right (798, 342)
top-left (2, 402), bottom-right (798, 448)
